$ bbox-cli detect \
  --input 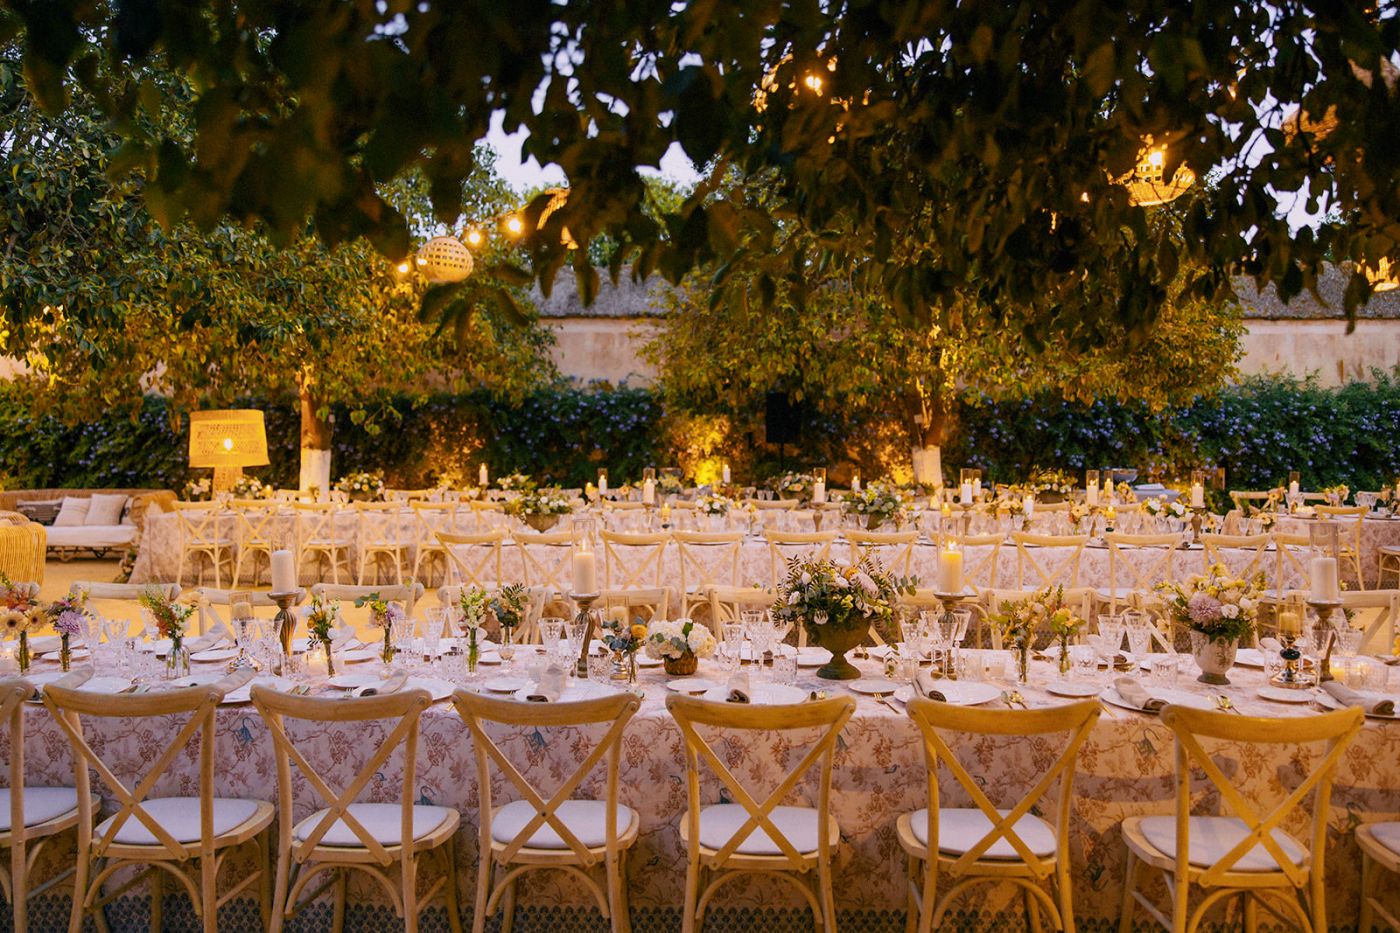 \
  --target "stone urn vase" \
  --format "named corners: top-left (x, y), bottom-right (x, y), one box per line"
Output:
top-left (1189, 631), bottom-right (1238, 686)
top-left (807, 617), bottom-right (871, 680)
